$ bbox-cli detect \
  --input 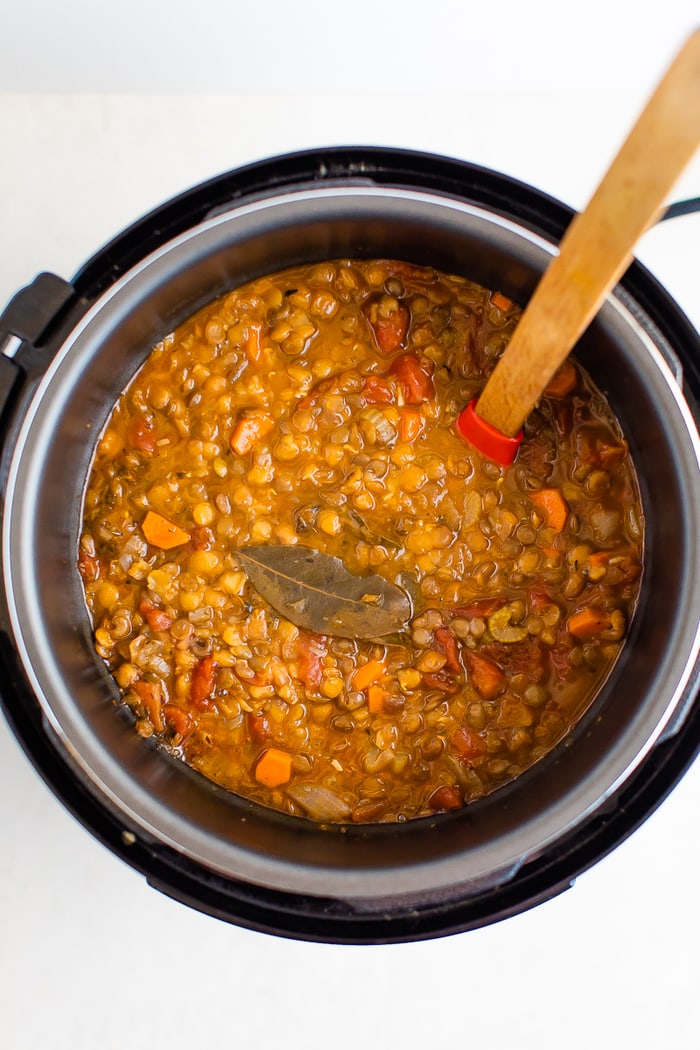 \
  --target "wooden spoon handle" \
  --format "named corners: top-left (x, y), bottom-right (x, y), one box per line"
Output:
top-left (474, 29), bottom-right (700, 438)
